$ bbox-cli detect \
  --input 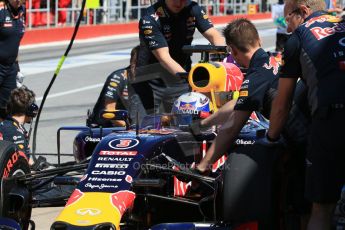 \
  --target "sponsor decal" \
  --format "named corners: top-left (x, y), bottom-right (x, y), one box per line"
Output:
top-left (99, 150), bottom-right (138, 156)
top-left (142, 25), bottom-right (152, 29)
top-left (333, 50), bottom-right (344, 58)
top-left (111, 191), bottom-right (136, 215)
top-left (156, 6), bottom-right (166, 17)
top-left (142, 19), bottom-right (150, 24)
top-left (85, 136), bottom-right (101, 142)
top-left (235, 139), bottom-right (255, 145)
top-left (106, 91), bottom-right (113, 96)
top-left (150, 13), bottom-right (159, 21)
top-left (149, 41), bottom-right (158, 47)
top-left (237, 98), bottom-right (244, 105)
top-left (339, 37), bottom-right (345, 46)
top-left (240, 84), bottom-right (248, 90)
top-left (65, 189), bottom-right (84, 207)
top-left (179, 101), bottom-right (196, 111)
top-left (98, 156), bottom-right (134, 161)
top-left (263, 56), bottom-right (280, 75)
top-left (76, 208), bottom-right (101, 216)
top-left (186, 17), bottom-right (195, 26)
top-left (88, 177), bottom-right (122, 182)
top-left (242, 79), bottom-right (249, 84)
top-left (110, 82), bottom-right (118, 87)
top-left (144, 29), bottom-right (152, 35)
top-left (125, 175), bottom-right (133, 183)
top-left (95, 163), bottom-right (129, 169)
top-left (2, 151), bottom-right (28, 178)
top-left (310, 23), bottom-right (345, 40)
top-left (85, 183), bottom-right (118, 190)
top-left (305, 15), bottom-right (341, 28)
top-left (80, 174), bottom-right (88, 182)
top-left (163, 25), bottom-right (170, 32)
top-left (91, 170), bottom-right (126, 175)
top-left (13, 135), bottom-right (21, 140)
top-left (108, 138), bottom-right (139, 150)
top-left (239, 91), bottom-right (248, 97)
